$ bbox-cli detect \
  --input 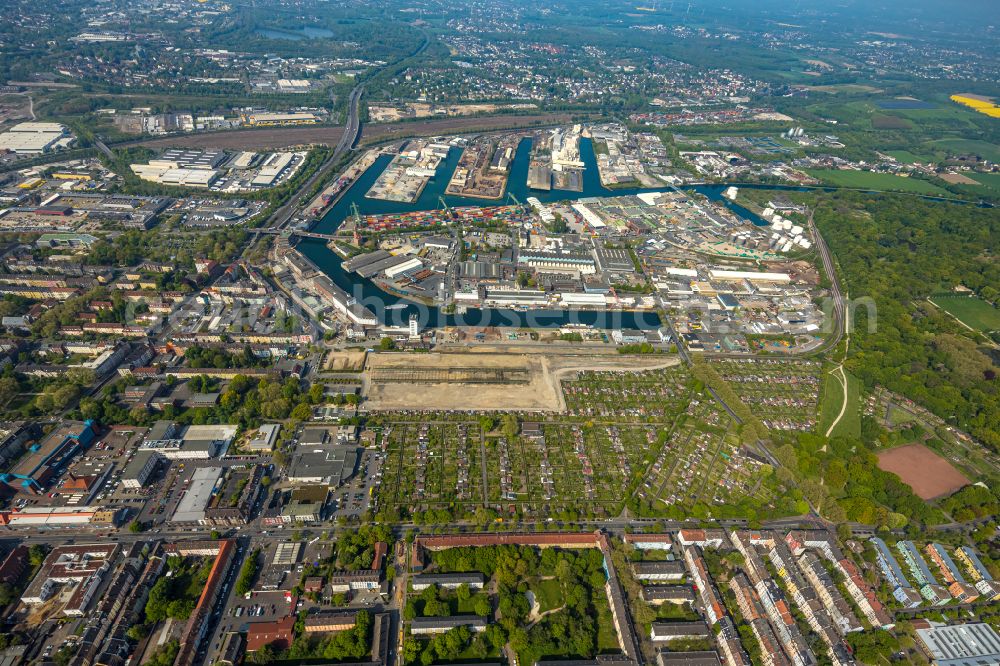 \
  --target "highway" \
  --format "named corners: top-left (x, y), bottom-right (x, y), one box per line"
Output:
top-left (262, 83), bottom-right (365, 232)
